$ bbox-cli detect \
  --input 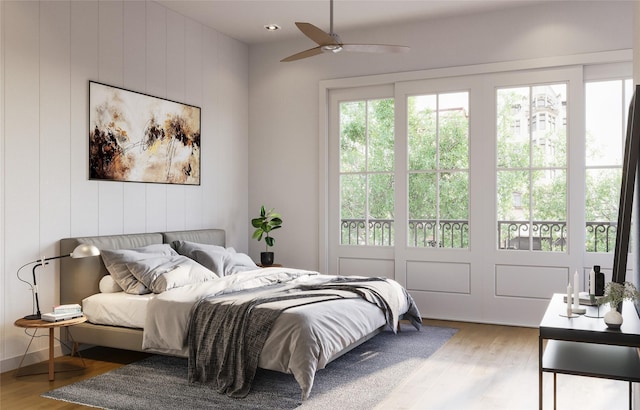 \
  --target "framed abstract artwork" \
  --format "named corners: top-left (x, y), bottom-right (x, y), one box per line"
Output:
top-left (89, 81), bottom-right (201, 185)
